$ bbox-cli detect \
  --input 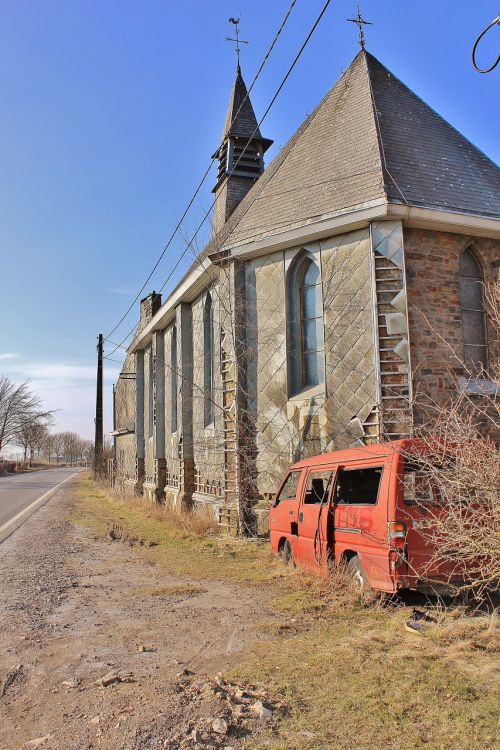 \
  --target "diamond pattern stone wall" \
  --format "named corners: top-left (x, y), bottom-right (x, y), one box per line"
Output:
top-left (245, 227), bottom-right (378, 498)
